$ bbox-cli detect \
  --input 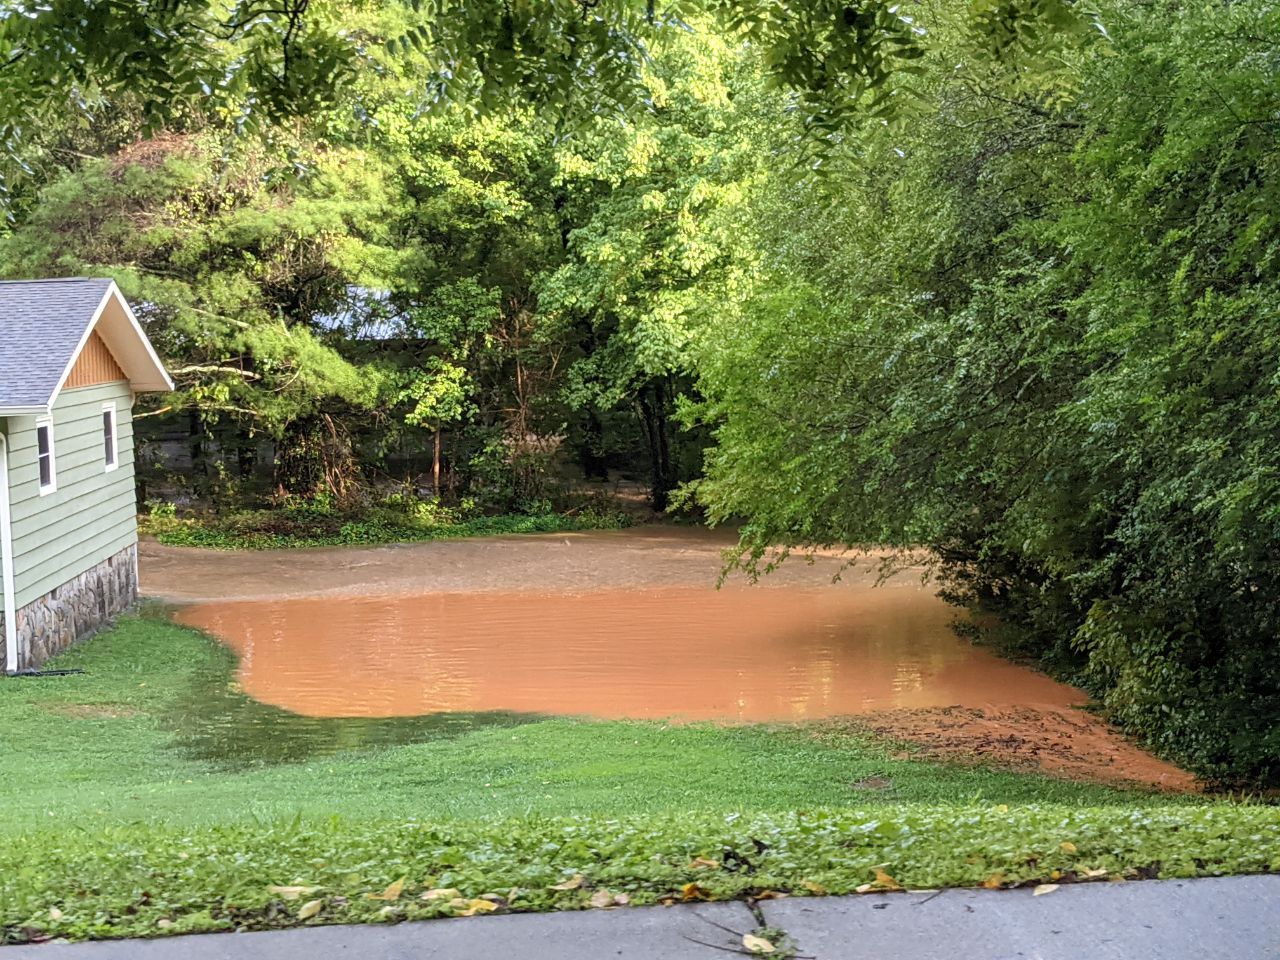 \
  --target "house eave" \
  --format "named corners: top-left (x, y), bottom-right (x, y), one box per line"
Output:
top-left (0, 405), bottom-right (50, 418)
